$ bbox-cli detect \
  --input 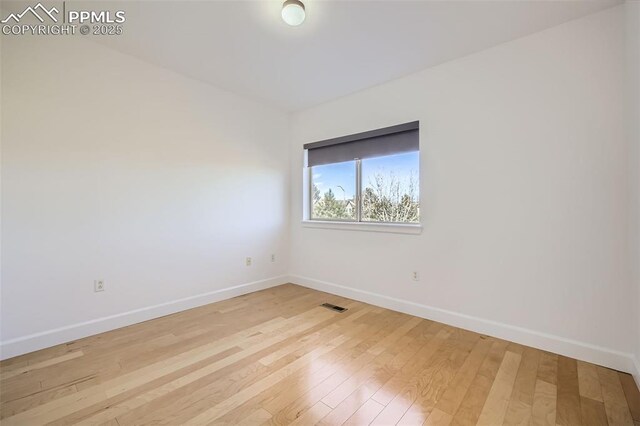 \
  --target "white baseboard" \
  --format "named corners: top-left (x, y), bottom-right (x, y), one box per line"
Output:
top-left (288, 274), bottom-right (638, 376)
top-left (633, 355), bottom-right (640, 389)
top-left (4, 273), bottom-right (638, 381)
top-left (0, 275), bottom-right (287, 360)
